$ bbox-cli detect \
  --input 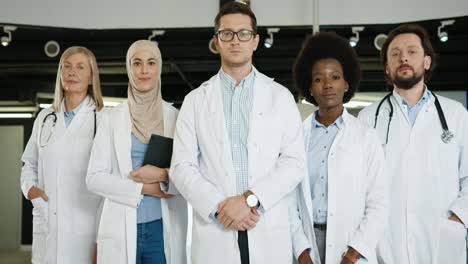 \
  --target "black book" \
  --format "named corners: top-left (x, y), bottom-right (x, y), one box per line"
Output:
top-left (142, 134), bottom-right (173, 168)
